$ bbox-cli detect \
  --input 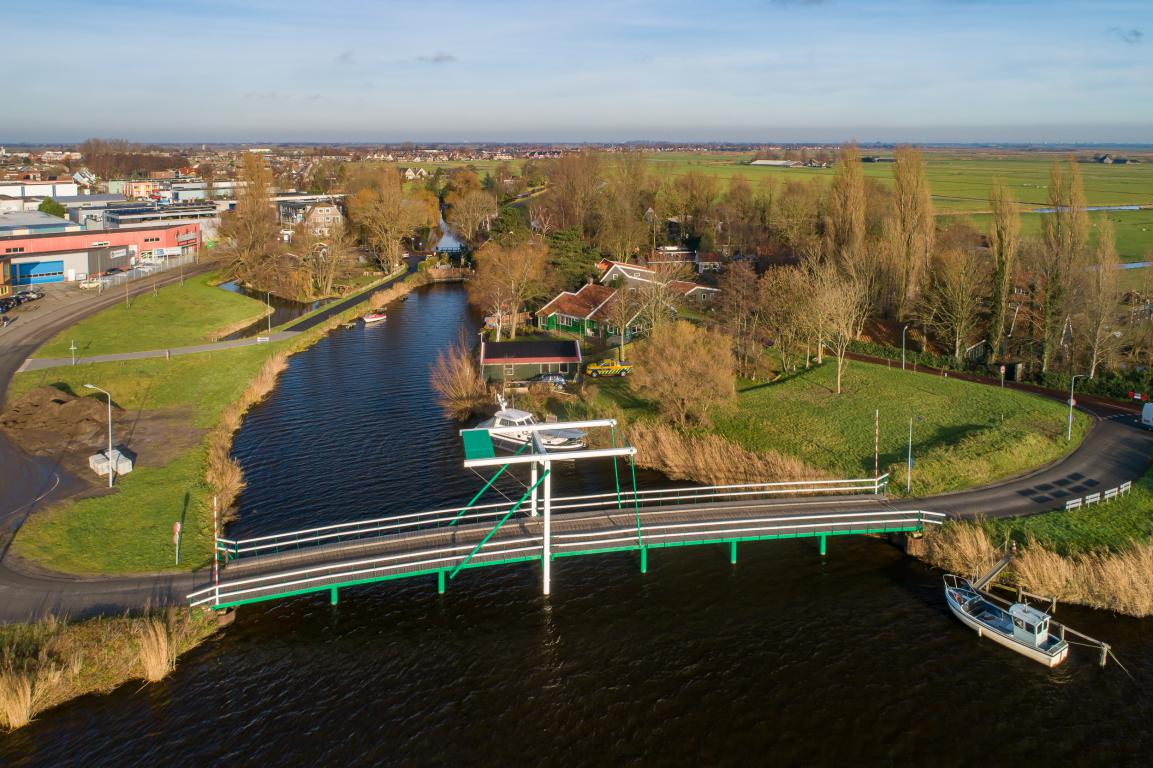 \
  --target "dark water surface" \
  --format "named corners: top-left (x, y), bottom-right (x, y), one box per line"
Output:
top-left (217, 280), bottom-right (335, 340)
top-left (2, 286), bottom-right (1152, 767)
